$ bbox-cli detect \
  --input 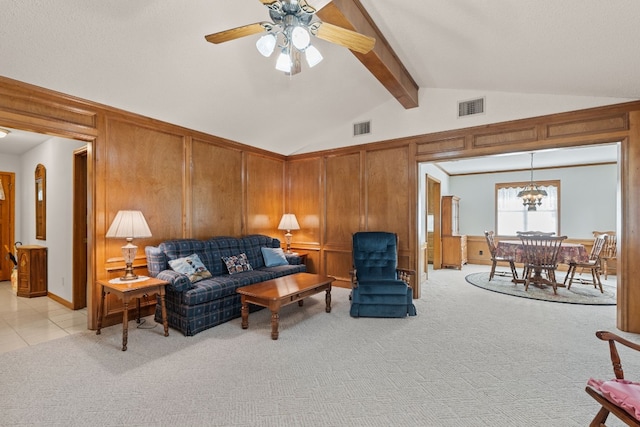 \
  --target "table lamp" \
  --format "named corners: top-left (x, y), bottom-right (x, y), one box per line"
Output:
top-left (106, 210), bottom-right (152, 281)
top-left (277, 213), bottom-right (300, 253)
